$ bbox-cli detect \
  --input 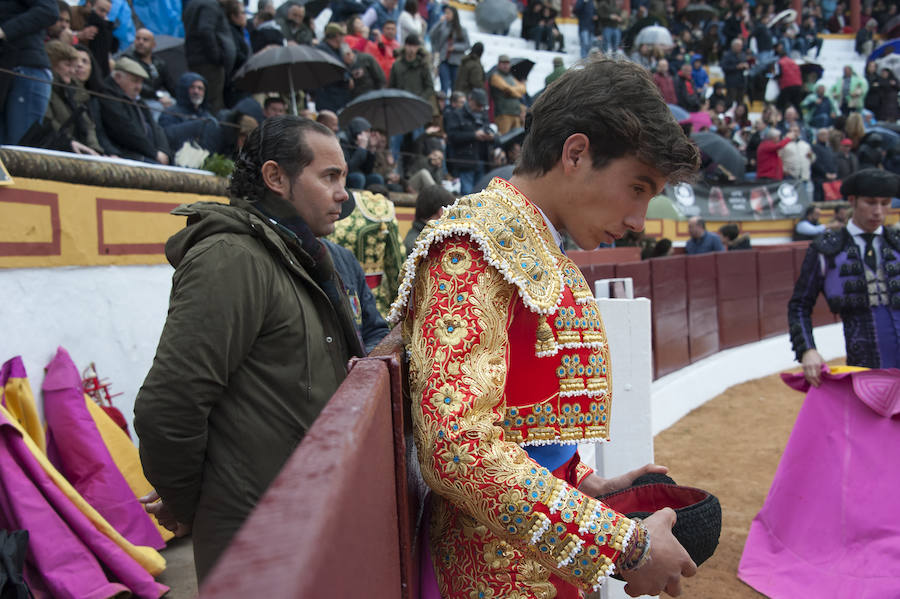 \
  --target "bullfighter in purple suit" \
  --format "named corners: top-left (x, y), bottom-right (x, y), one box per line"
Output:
top-left (788, 168), bottom-right (900, 386)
